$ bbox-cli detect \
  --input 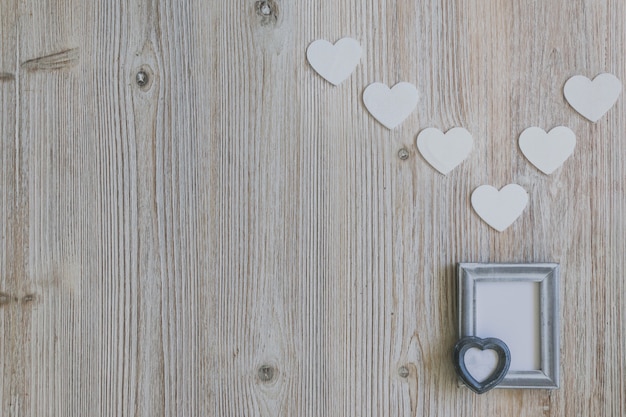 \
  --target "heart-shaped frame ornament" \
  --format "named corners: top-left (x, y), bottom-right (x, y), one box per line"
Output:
top-left (453, 336), bottom-right (511, 394)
